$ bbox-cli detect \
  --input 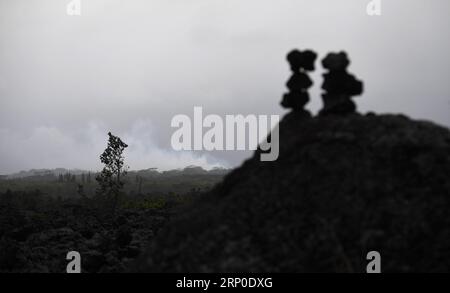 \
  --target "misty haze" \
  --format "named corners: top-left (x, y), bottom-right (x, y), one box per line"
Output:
top-left (1, 0), bottom-right (449, 174)
top-left (0, 0), bottom-right (449, 276)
